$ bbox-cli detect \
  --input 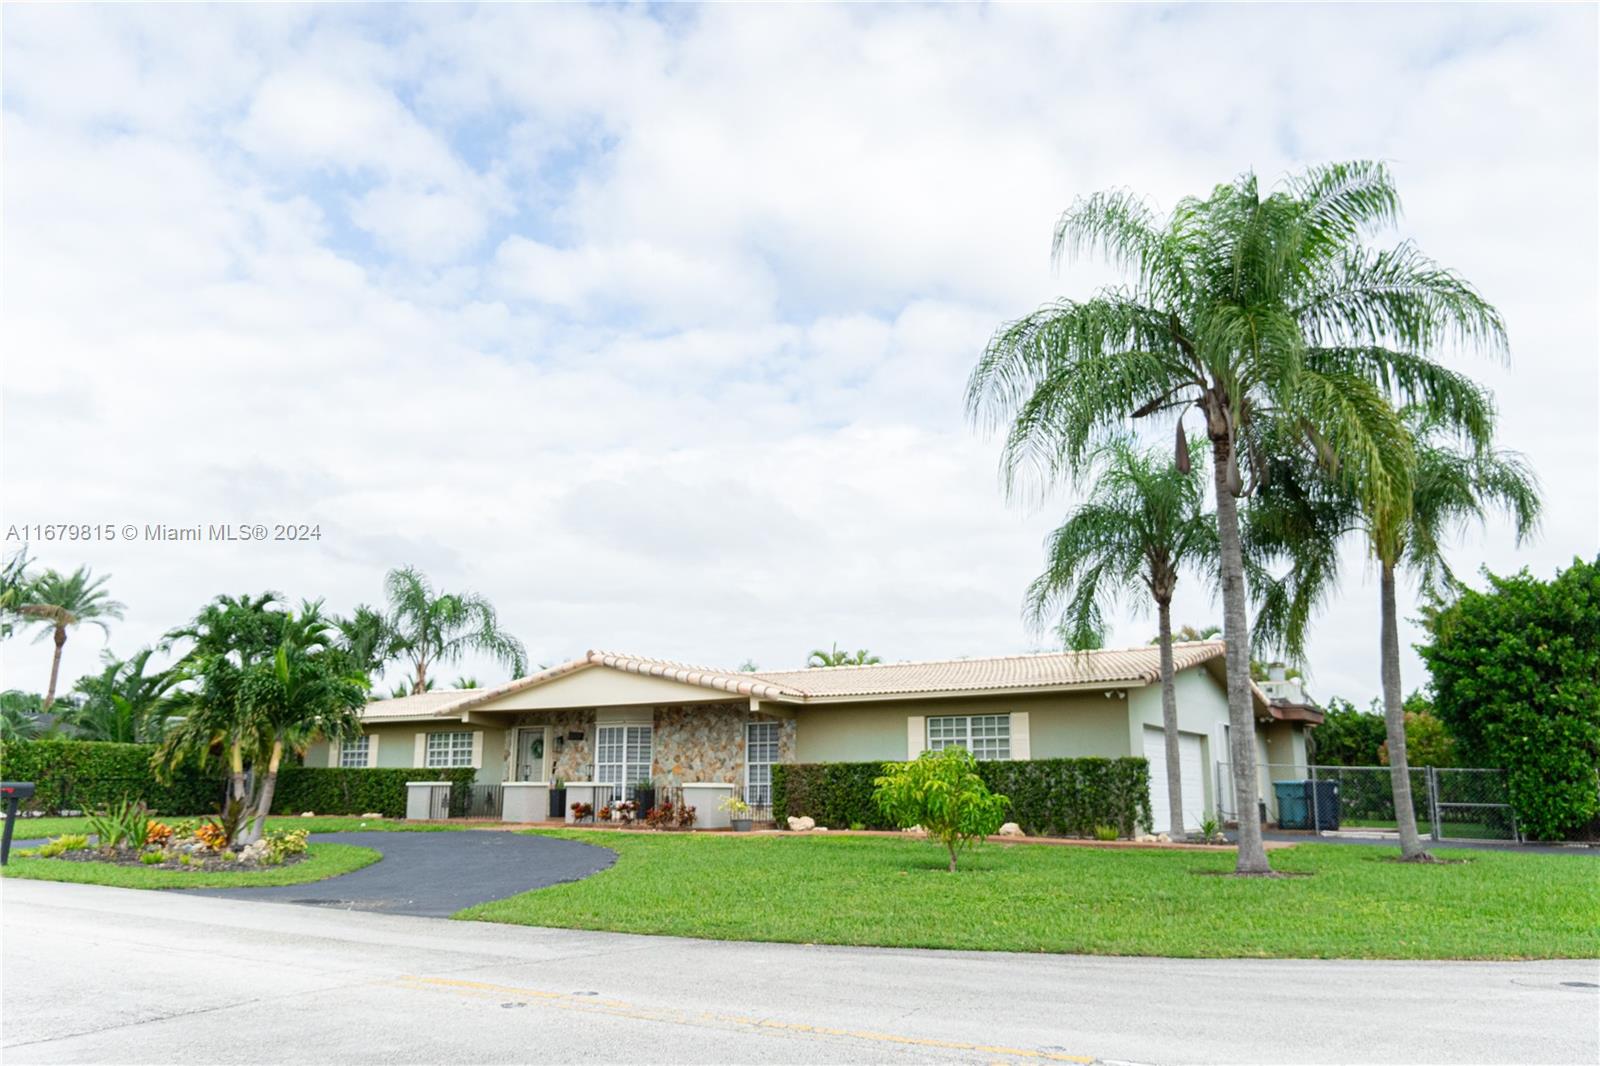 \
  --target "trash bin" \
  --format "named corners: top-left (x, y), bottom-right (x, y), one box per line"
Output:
top-left (1273, 780), bottom-right (1342, 830)
top-left (1273, 780), bottom-right (1310, 829)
